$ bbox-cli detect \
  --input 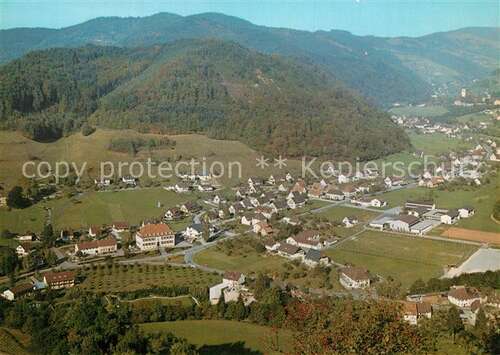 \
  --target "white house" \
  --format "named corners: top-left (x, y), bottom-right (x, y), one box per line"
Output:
top-left (121, 176), bottom-right (137, 186)
top-left (448, 286), bottom-right (484, 308)
top-left (441, 210), bottom-right (460, 225)
top-left (458, 206), bottom-right (475, 218)
top-left (1, 283), bottom-right (34, 301)
top-left (16, 243), bottom-right (32, 257)
top-left (184, 224), bottom-right (203, 239)
top-left (342, 216), bottom-right (358, 228)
